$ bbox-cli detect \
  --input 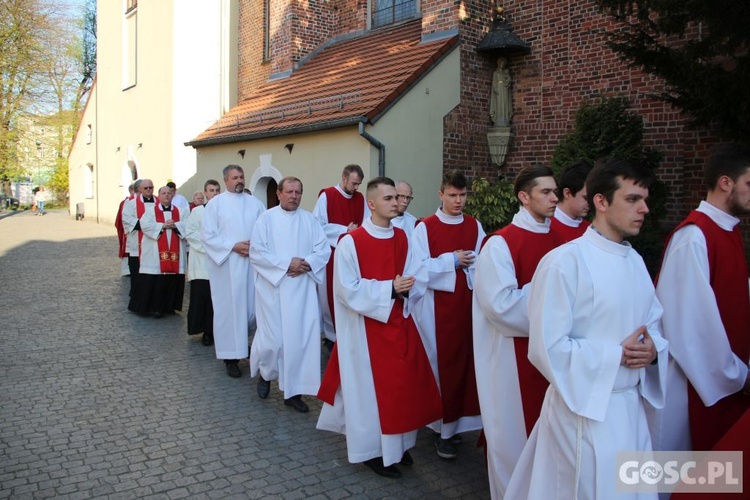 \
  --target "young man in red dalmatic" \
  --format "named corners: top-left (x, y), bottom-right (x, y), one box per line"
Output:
top-left (316, 177), bottom-right (442, 479)
top-left (649, 144), bottom-right (750, 459)
top-left (411, 169), bottom-right (485, 460)
top-left (472, 165), bottom-right (564, 499)
top-left (312, 164), bottom-right (370, 349)
top-left (551, 161), bottom-right (593, 242)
